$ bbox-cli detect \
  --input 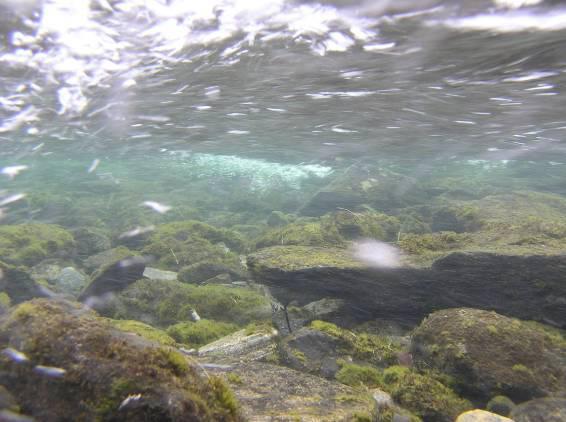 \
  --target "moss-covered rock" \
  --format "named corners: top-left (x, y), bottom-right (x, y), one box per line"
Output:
top-left (141, 220), bottom-right (246, 271)
top-left (310, 320), bottom-right (401, 366)
top-left (166, 320), bottom-right (240, 348)
top-left (411, 308), bottom-right (566, 402)
top-left (103, 278), bottom-right (271, 328)
top-left (178, 262), bottom-right (245, 284)
top-left (0, 299), bottom-right (243, 421)
top-left (278, 321), bottom-right (403, 384)
top-left (486, 395), bottom-right (515, 417)
top-left (266, 210), bottom-right (292, 227)
top-left (334, 361), bottom-right (470, 422)
top-left (72, 226), bottom-right (112, 258)
top-left (336, 362), bottom-right (383, 388)
top-left (255, 211), bottom-right (400, 249)
top-left (107, 319), bottom-right (177, 347)
top-left (248, 245), bottom-right (363, 273)
top-left (0, 224), bottom-right (75, 267)
top-left (399, 191), bottom-right (566, 265)
top-left (210, 361), bottom-right (380, 421)
top-left (380, 366), bottom-right (472, 422)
